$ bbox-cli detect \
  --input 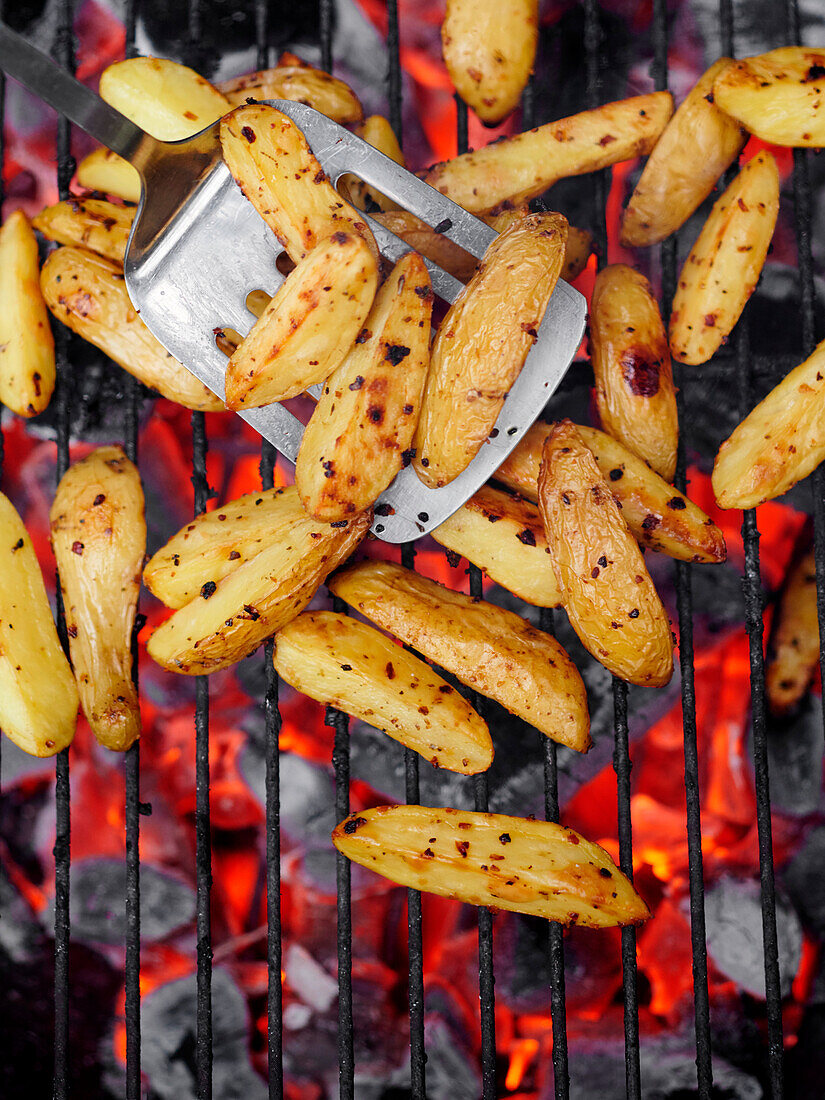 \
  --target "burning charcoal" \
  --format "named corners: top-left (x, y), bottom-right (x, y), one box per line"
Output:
top-left (783, 826), bottom-right (825, 940)
top-left (284, 942), bottom-right (338, 1012)
top-left (764, 697), bottom-right (825, 817)
top-left (704, 876), bottom-right (801, 998)
top-left (0, 865), bottom-right (41, 963)
top-left (416, 1016), bottom-right (481, 1100)
top-left (240, 745), bottom-right (337, 841)
top-left (141, 969), bottom-right (266, 1099)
